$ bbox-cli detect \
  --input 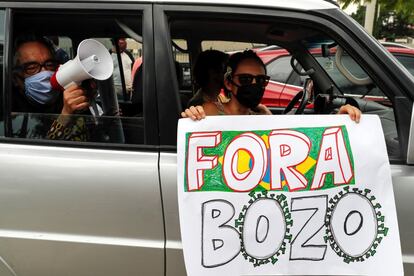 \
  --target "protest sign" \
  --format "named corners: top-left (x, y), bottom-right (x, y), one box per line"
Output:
top-left (177, 115), bottom-right (403, 276)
